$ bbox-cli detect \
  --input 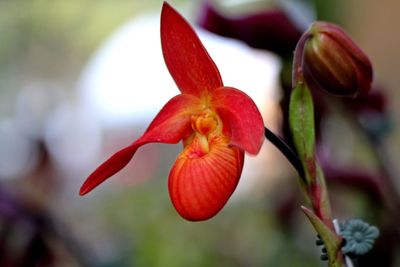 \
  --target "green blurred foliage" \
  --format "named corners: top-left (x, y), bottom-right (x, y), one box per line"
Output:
top-left (312, 0), bottom-right (346, 22)
top-left (93, 175), bottom-right (321, 267)
top-left (0, 0), bottom-right (183, 115)
top-left (0, 0), bottom-right (173, 67)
